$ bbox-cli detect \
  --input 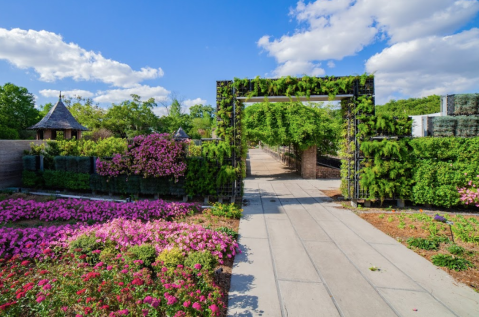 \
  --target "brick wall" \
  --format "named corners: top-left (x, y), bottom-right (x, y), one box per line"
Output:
top-left (301, 145), bottom-right (317, 179)
top-left (316, 165), bottom-right (340, 179)
top-left (0, 140), bottom-right (45, 189)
